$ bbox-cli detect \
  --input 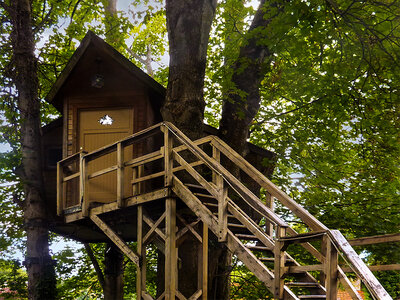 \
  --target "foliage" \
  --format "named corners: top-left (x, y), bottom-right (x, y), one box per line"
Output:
top-left (0, 0), bottom-right (399, 297)
top-left (0, 259), bottom-right (28, 299)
